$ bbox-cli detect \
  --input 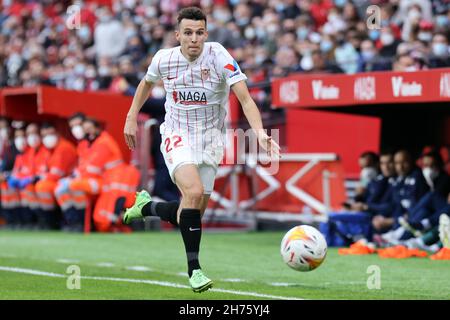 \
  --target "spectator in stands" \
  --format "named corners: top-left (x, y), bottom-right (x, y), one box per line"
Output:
top-left (429, 33), bottom-right (450, 68)
top-left (358, 39), bottom-right (391, 72)
top-left (94, 6), bottom-right (127, 60)
top-left (34, 122), bottom-right (77, 230)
